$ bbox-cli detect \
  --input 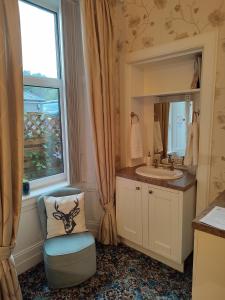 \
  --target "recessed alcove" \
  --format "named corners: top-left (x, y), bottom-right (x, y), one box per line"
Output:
top-left (131, 53), bottom-right (201, 98)
top-left (121, 32), bottom-right (218, 213)
top-left (127, 51), bottom-right (202, 168)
